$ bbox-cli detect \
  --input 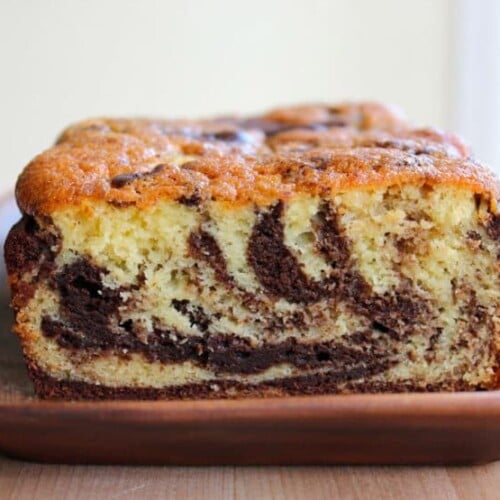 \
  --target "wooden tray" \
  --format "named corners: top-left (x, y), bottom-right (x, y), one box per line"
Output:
top-left (1, 193), bottom-right (499, 465)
